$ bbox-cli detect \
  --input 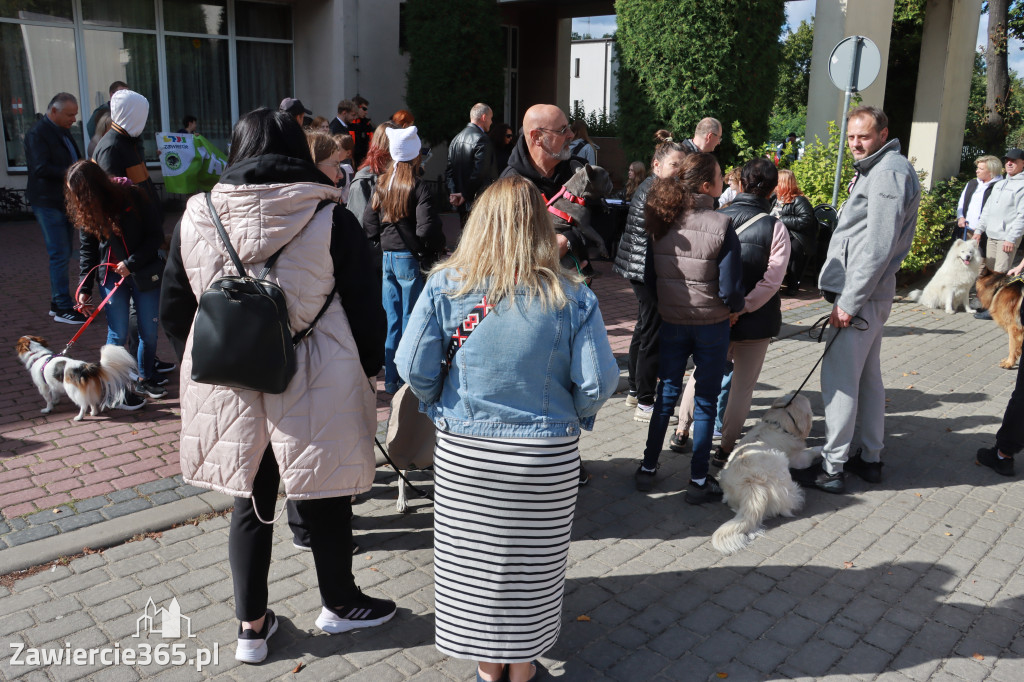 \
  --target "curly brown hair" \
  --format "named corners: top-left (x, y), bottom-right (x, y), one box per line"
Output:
top-left (644, 152), bottom-right (719, 240)
top-left (64, 160), bottom-right (132, 240)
